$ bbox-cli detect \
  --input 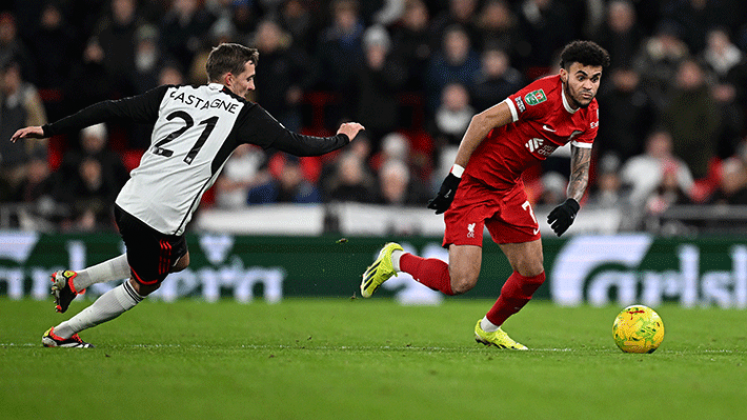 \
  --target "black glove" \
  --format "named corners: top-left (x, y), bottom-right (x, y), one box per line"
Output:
top-left (427, 173), bottom-right (461, 214)
top-left (547, 198), bottom-right (580, 237)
